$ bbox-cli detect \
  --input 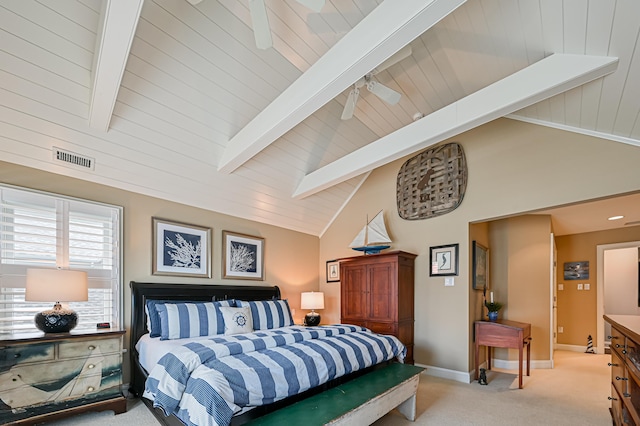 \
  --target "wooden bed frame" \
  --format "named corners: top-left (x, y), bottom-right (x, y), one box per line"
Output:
top-left (129, 281), bottom-right (386, 426)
